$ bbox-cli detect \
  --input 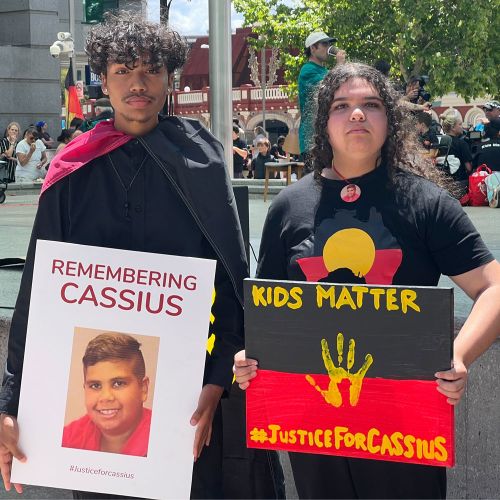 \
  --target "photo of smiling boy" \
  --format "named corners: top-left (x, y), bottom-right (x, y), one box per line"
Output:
top-left (62, 333), bottom-right (153, 457)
